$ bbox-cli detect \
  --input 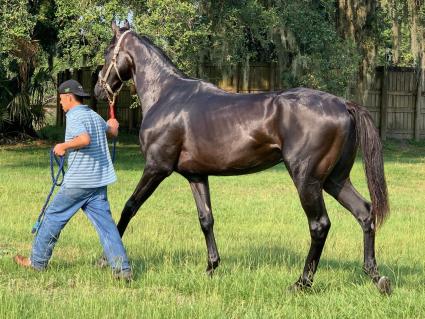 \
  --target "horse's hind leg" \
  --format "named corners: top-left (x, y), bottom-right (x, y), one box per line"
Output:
top-left (324, 177), bottom-right (391, 294)
top-left (187, 175), bottom-right (220, 276)
top-left (290, 174), bottom-right (331, 290)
